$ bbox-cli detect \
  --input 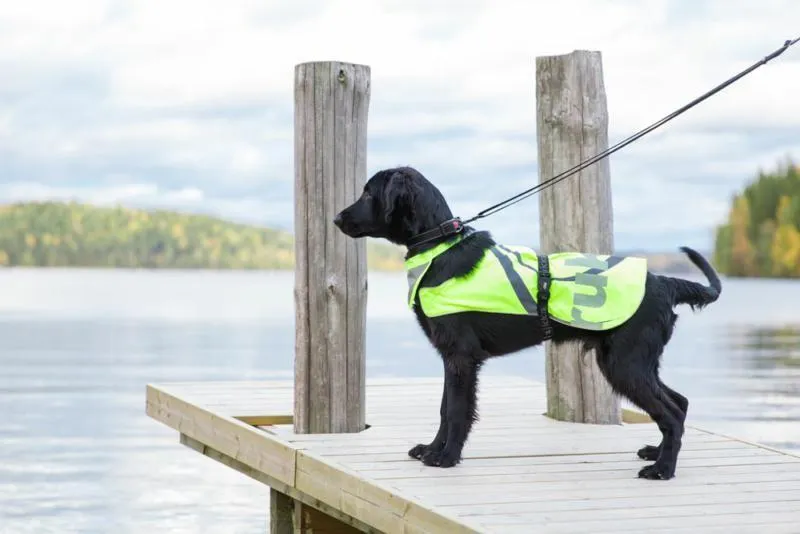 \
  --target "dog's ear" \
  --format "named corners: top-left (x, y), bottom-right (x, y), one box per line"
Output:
top-left (382, 171), bottom-right (415, 224)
